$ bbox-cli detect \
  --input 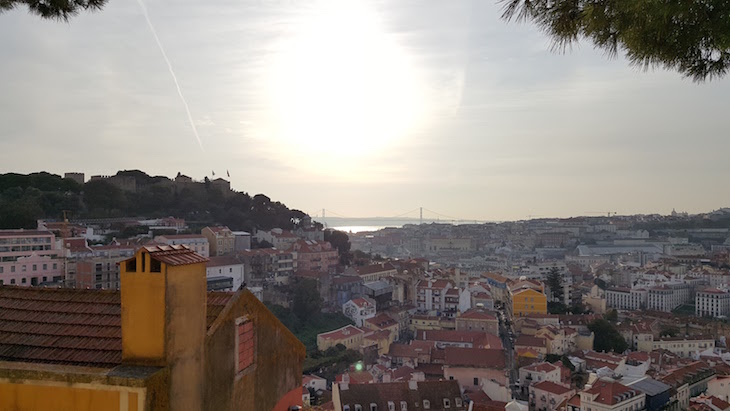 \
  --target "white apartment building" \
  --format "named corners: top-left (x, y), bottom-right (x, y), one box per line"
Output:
top-left (647, 283), bottom-right (692, 312)
top-left (415, 279), bottom-right (453, 314)
top-left (343, 298), bottom-right (376, 327)
top-left (639, 336), bottom-right (715, 357)
top-left (518, 362), bottom-right (562, 395)
top-left (696, 288), bottom-right (730, 317)
top-left (155, 234), bottom-right (210, 257)
top-left (606, 287), bottom-right (648, 310)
